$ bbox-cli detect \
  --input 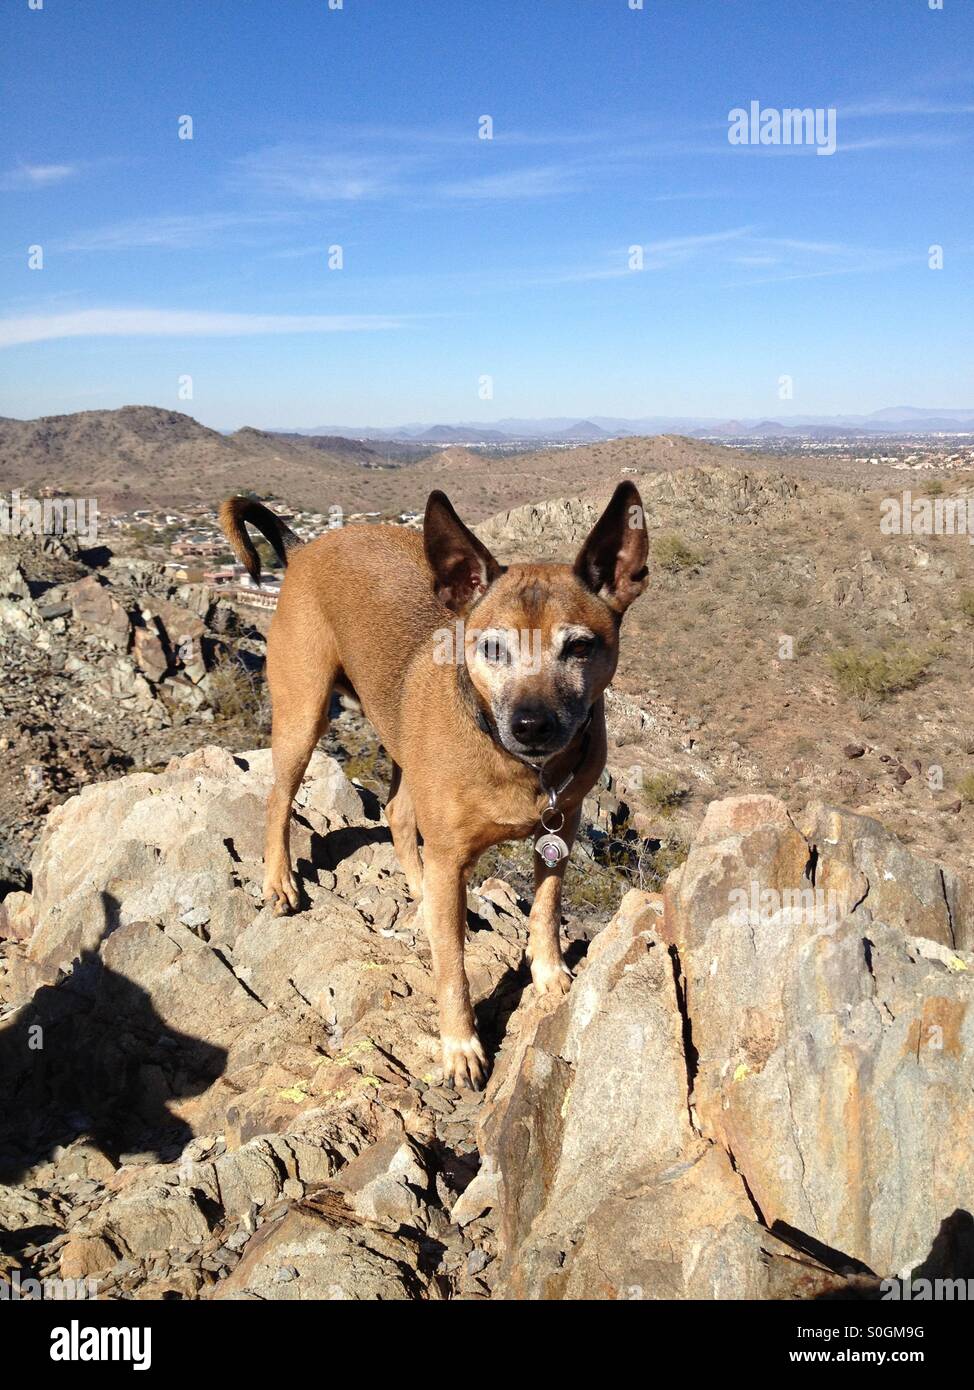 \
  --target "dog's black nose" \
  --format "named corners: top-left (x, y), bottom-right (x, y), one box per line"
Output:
top-left (511, 703), bottom-right (556, 748)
